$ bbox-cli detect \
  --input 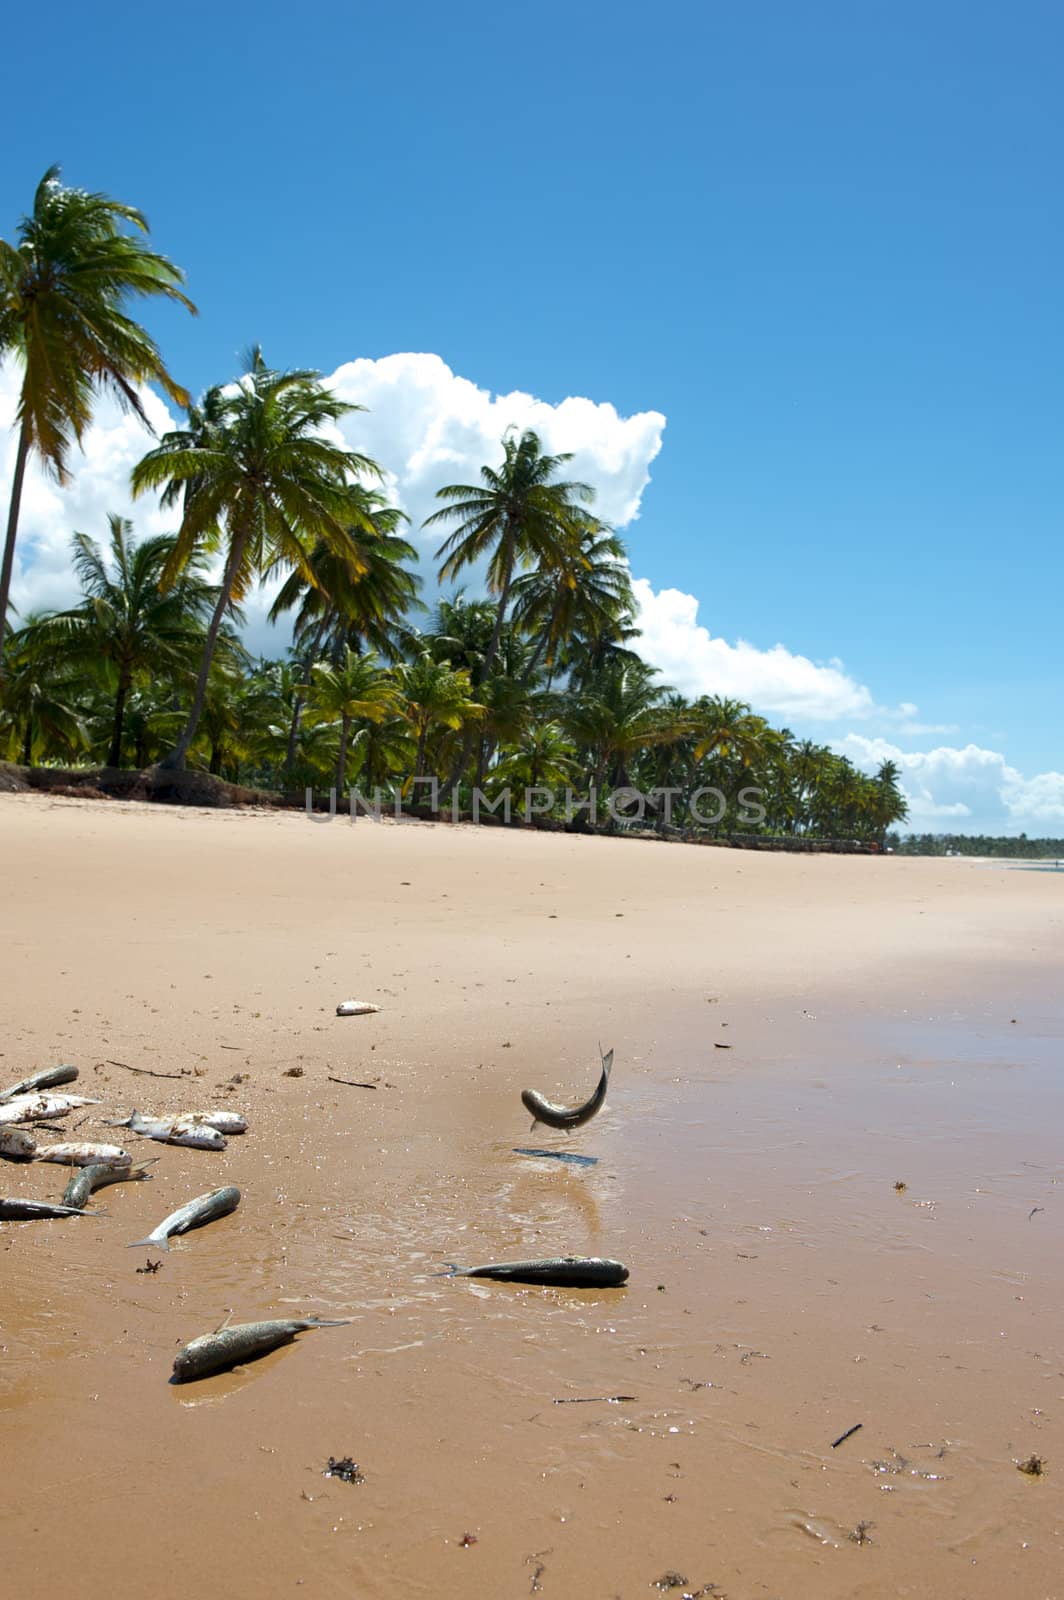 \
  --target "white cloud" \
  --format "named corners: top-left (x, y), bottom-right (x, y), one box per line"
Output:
top-left (631, 577), bottom-right (887, 722)
top-left (838, 733), bottom-right (1064, 834)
